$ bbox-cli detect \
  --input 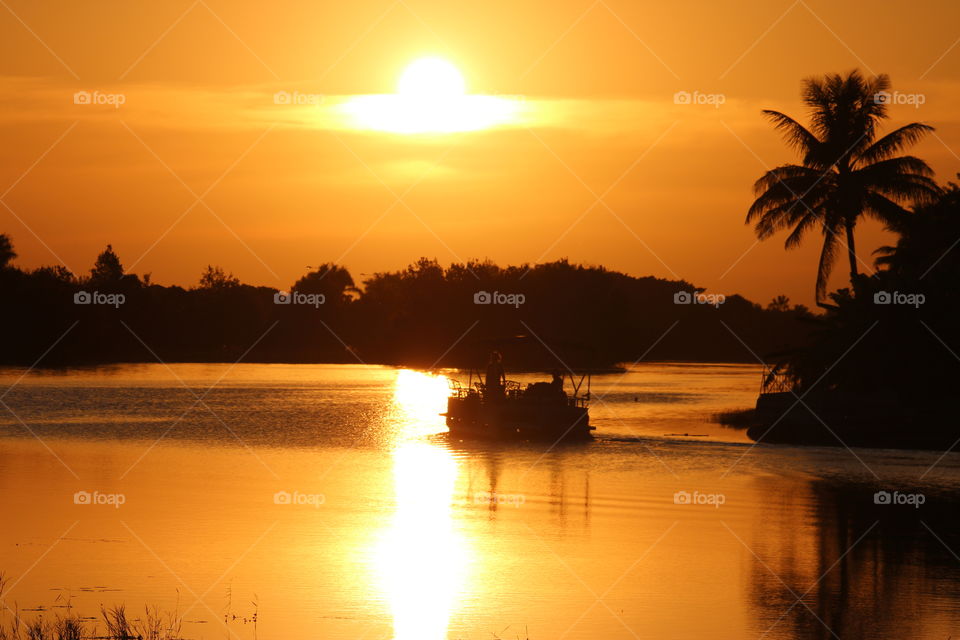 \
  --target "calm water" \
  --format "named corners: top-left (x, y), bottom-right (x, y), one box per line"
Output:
top-left (1, 363), bottom-right (959, 639)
